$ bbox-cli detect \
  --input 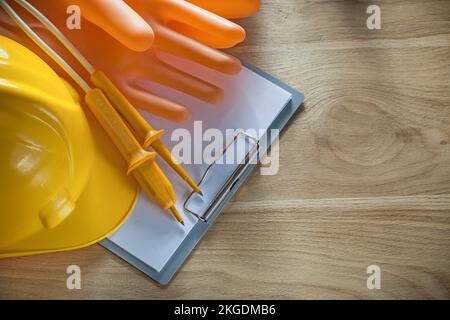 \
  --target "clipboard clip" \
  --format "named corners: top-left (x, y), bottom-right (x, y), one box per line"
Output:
top-left (183, 130), bottom-right (259, 222)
